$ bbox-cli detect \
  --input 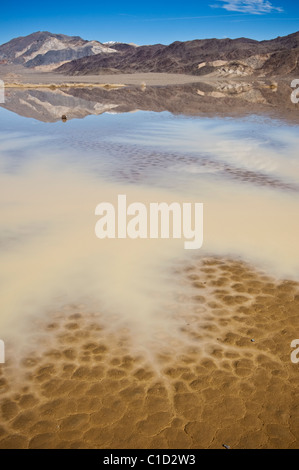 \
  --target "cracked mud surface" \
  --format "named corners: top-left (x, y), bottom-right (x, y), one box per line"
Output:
top-left (0, 257), bottom-right (298, 449)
